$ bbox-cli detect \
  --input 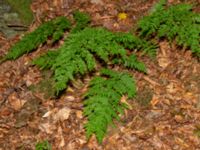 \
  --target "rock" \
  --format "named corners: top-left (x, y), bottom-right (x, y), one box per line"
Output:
top-left (0, 2), bottom-right (11, 13)
top-left (3, 13), bottom-right (21, 25)
top-left (0, 0), bottom-right (31, 38)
